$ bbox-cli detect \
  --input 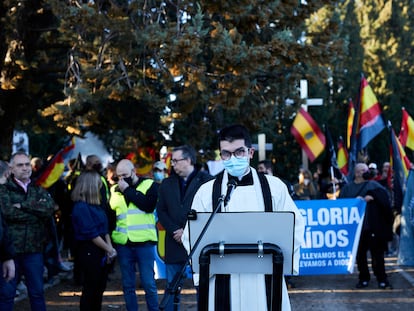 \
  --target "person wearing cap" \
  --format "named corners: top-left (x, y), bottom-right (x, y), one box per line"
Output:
top-left (368, 163), bottom-right (377, 170)
top-left (152, 161), bottom-right (168, 184)
top-left (368, 163), bottom-right (380, 180)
